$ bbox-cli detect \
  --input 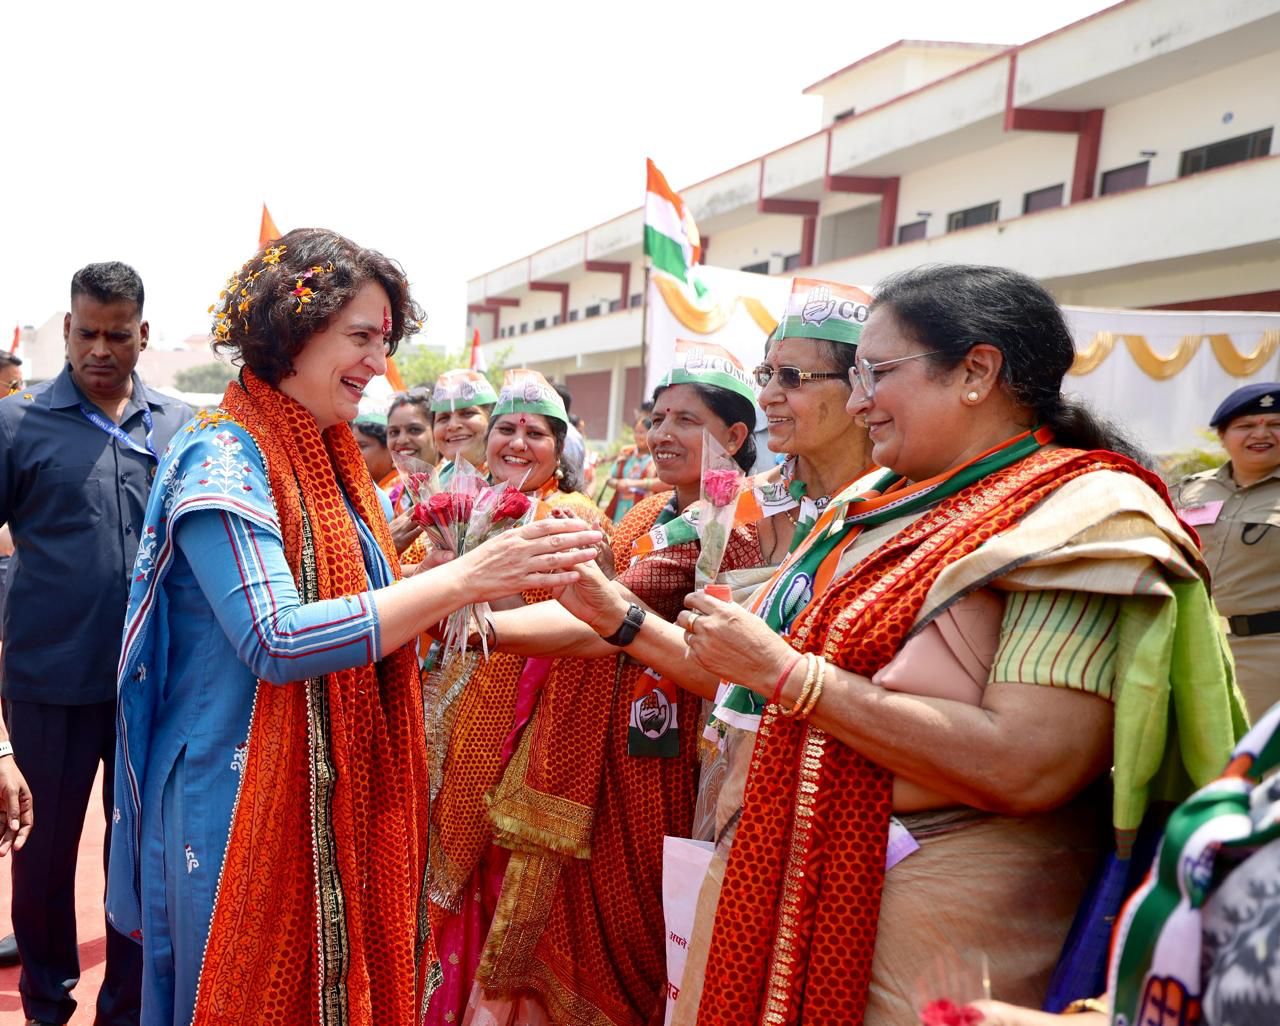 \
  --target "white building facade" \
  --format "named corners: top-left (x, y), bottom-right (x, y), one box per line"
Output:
top-left (466, 0), bottom-right (1280, 440)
